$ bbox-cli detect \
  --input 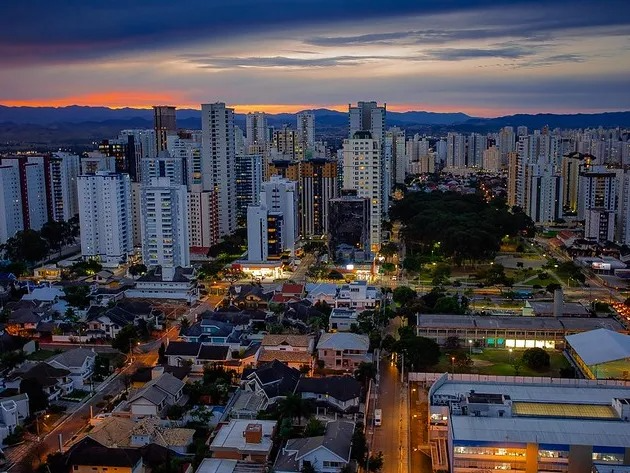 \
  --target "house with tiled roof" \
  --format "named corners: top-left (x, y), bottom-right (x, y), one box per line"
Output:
top-left (127, 372), bottom-right (185, 419)
top-left (274, 420), bottom-right (354, 473)
top-left (164, 341), bottom-right (231, 372)
top-left (229, 284), bottom-right (273, 310)
top-left (316, 332), bottom-right (372, 371)
top-left (88, 416), bottom-right (195, 455)
top-left (296, 376), bottom-right (362, 413)
top-left (66, 437), bottom-right (143, 473)
top-left (256, 335), bottom-right (314, 371)
top-left (242, 360), bottom-right (300, 408)
top-left (46, 347), bottom-right (96, 389)
top-left (6, 362), bottom-right (73, 401)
